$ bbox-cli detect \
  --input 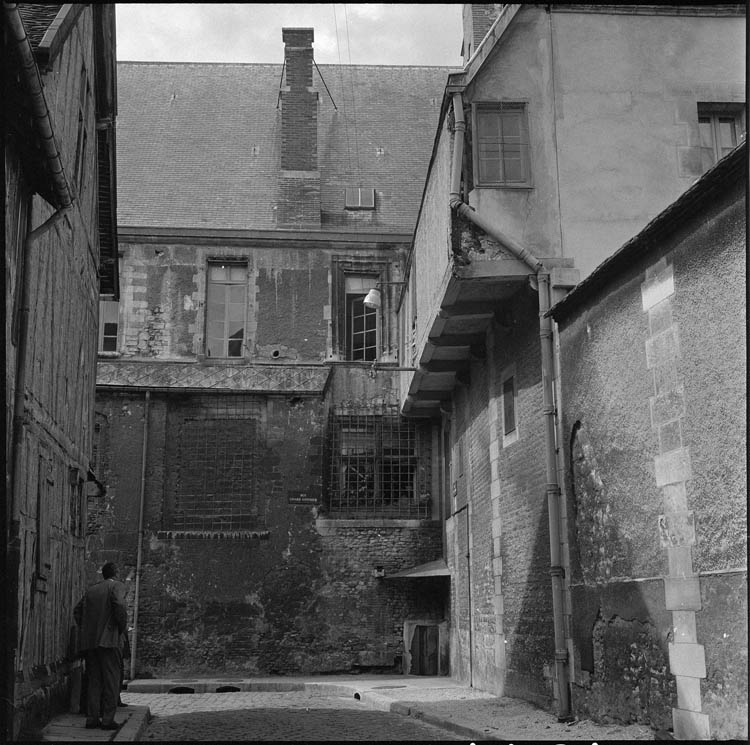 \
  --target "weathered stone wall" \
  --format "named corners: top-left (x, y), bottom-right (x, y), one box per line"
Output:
top-left (91, 381), bottom-right (444, 678)
top-left (556, 178), bottom-right (746, 736)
